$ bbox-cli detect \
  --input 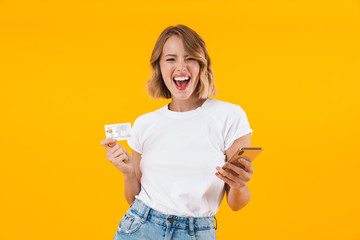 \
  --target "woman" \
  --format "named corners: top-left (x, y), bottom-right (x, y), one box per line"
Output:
top-left (101, 24), bottom-right (254, 240)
